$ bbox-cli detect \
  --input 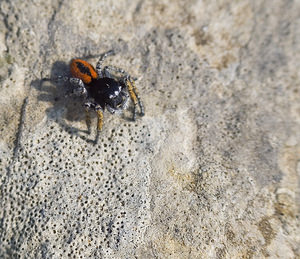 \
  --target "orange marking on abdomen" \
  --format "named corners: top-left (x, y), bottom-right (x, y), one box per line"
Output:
top-left (70, 59), bottom-right (98, 84)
